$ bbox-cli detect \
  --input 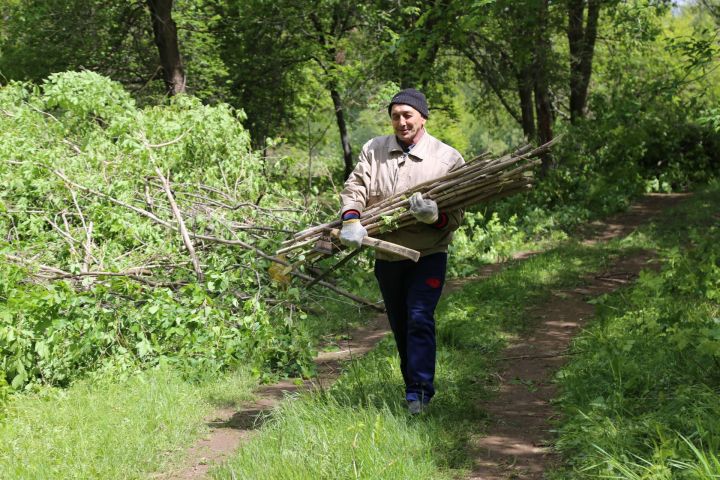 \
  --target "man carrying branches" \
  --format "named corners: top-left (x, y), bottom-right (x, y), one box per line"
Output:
top-left (339, 88), bottom-right (465, 415)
